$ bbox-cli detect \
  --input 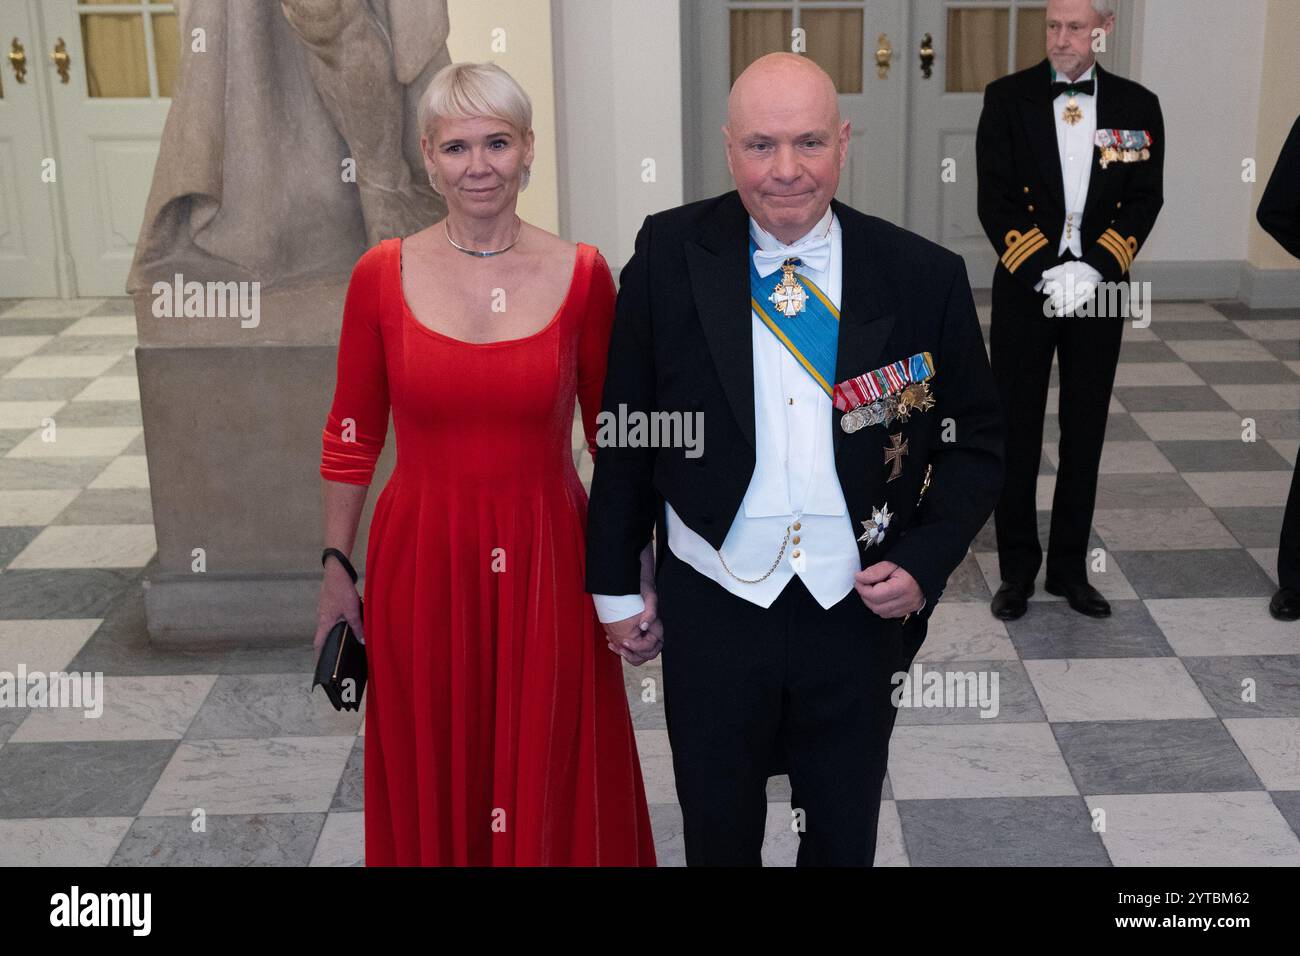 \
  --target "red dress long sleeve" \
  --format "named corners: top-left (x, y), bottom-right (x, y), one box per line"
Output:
top-left (320, 238), bottom-right (656, 866)
top-left (321, 248), bottom-right (390, 485)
